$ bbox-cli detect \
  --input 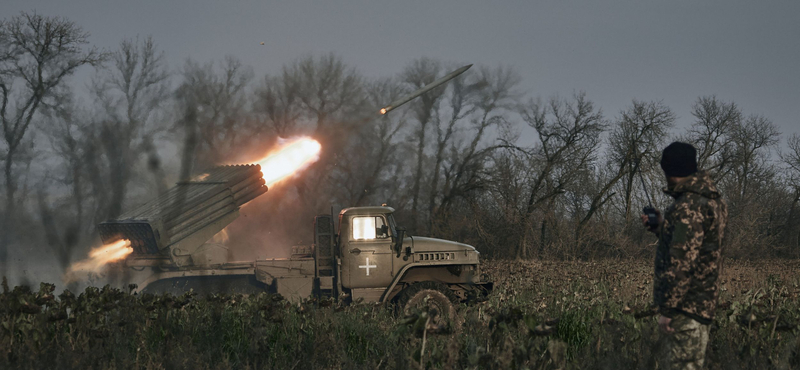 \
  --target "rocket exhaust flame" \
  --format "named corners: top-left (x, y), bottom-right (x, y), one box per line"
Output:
top-left (211, 137), bottom-right (321, 238)
top-left (64, 239), bottom-right (133, 282)
top-left (253, 137), bottom-right (322, 187)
